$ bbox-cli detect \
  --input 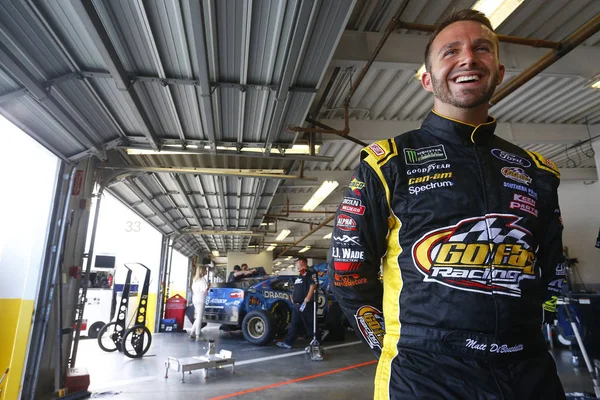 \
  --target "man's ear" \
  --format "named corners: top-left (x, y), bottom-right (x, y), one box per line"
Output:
top-left (421, 71), bottom-right (434, 93)
top-left (497, 63), bottom-right (505, 86)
